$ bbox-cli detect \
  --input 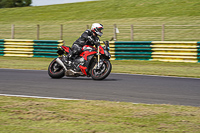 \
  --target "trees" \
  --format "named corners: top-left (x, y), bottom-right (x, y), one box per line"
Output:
top-left (0, 0), bottom-right (32, 8)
